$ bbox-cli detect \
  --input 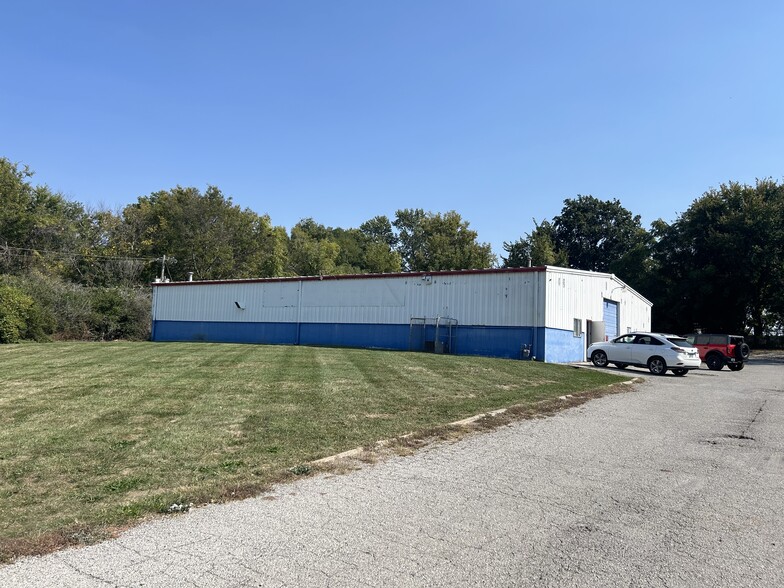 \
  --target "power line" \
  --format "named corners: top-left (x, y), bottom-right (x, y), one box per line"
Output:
top-left (0, 244), bottom-right (157, 263)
